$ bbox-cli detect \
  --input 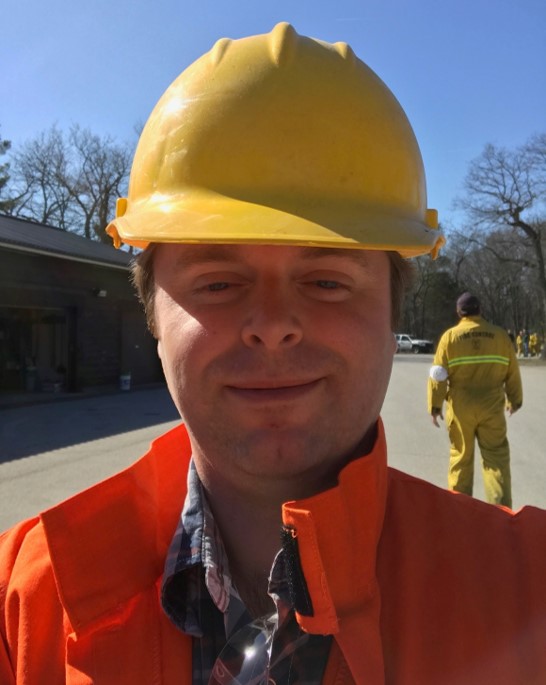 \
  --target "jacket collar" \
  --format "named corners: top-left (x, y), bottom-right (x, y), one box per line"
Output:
top-left (281, 418), bottom-right (388, 635)
top-left (40, 423), bottom-right (190, 633)
top-left (459, 315), bottom-right (482, 323)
